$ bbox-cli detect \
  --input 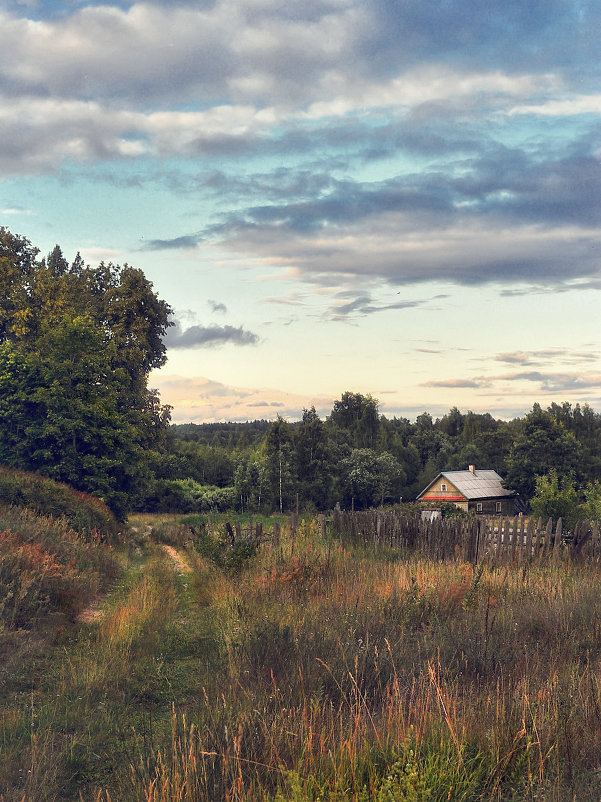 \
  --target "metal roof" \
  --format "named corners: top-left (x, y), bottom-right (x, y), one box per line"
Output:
top-left (439, 469), bottom-right (515, 500)
top-left (417, 468), bottom-right (516, 501)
